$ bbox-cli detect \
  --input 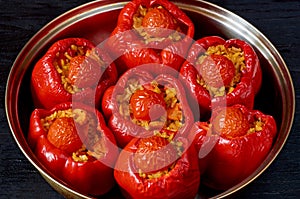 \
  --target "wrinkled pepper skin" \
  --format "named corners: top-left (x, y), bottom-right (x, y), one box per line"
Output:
top-left (101, 85), bottom-right (115, 120)
top-left (105, 66), bottom-right (194, 148)
top-left (180, 36), bottom-right (262, 118)
top-left (31, 38), bottom-right (117, 109)
top-left (188, 104), bottom-right (277, 190)
top-left (114, 136), bottom-right (200, 199)
top-left (28, 102), bottom-right (119, 196)
top-left (106, 0), bottom-right (194, 74)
